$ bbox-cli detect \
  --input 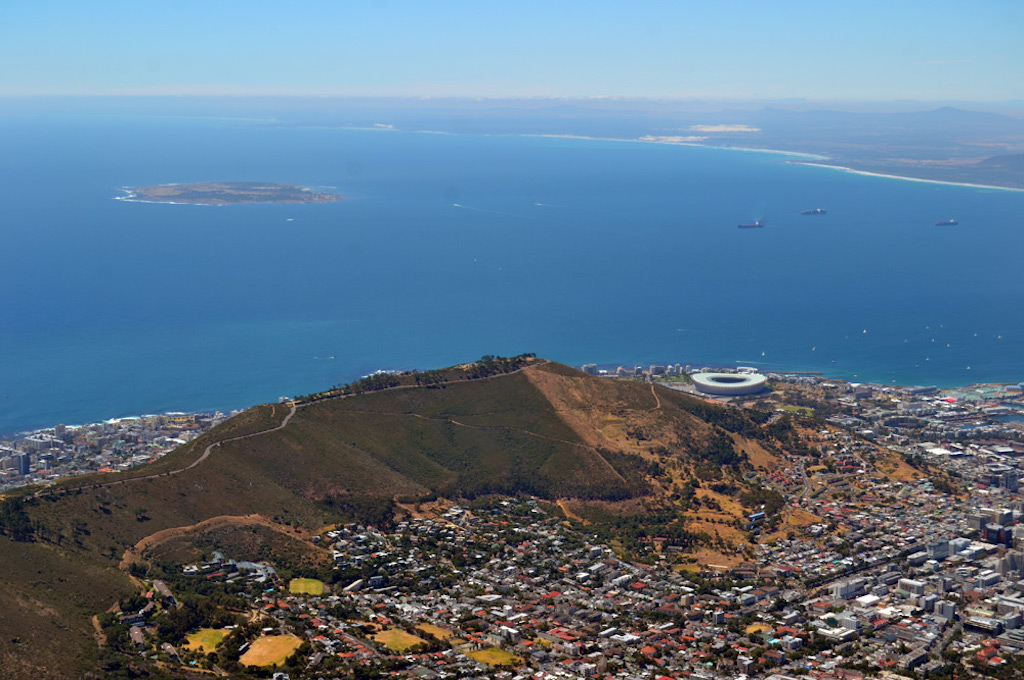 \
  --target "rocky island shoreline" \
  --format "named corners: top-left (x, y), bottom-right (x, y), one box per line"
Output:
top-left (116, 181), bottom-right (341, 205)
